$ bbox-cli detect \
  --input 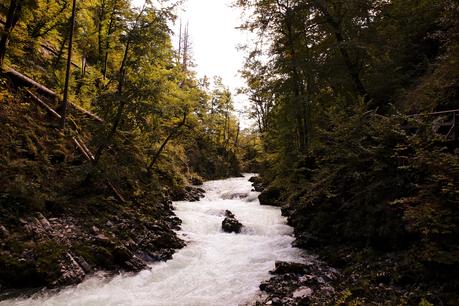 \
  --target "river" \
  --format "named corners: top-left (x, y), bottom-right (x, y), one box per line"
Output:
top-left (3, 174), bottom-right (305, 306)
